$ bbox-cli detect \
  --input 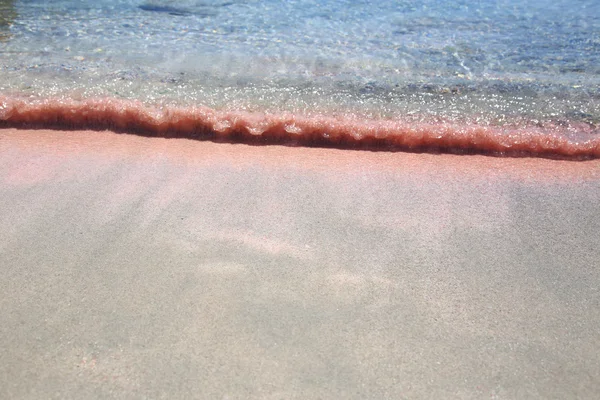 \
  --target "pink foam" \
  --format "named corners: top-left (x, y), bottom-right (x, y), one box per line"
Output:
top-left (1, 96), bottom-right (598, 158)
